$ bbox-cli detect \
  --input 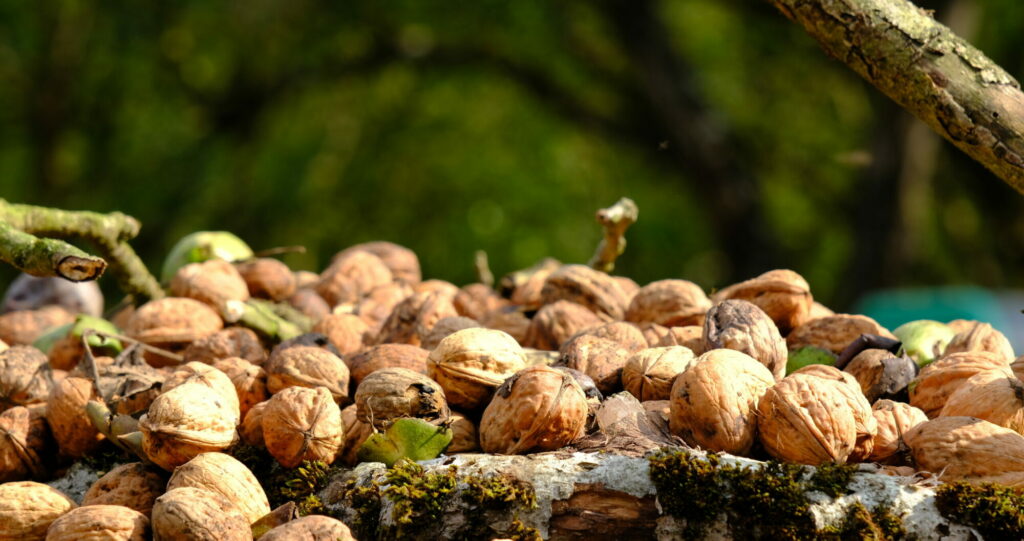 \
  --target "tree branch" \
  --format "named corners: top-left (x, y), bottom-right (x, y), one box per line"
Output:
top-left (0, 221), bottom-right (106, 281)
top-left (769, 0), bottom-right (1024, 194)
